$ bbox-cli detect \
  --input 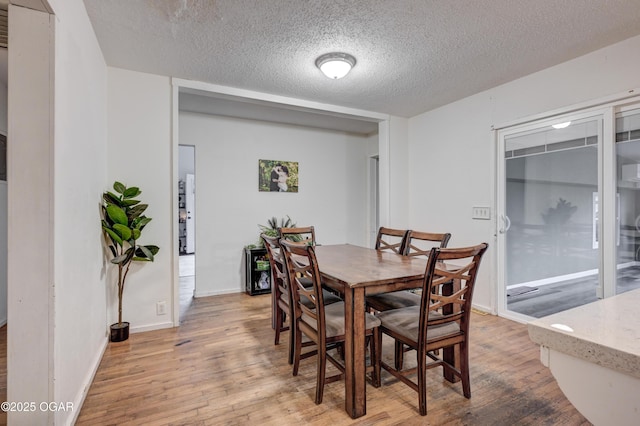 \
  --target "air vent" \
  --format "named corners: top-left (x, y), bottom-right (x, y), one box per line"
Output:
top-left (0, 7), bottom-right (6, 48)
